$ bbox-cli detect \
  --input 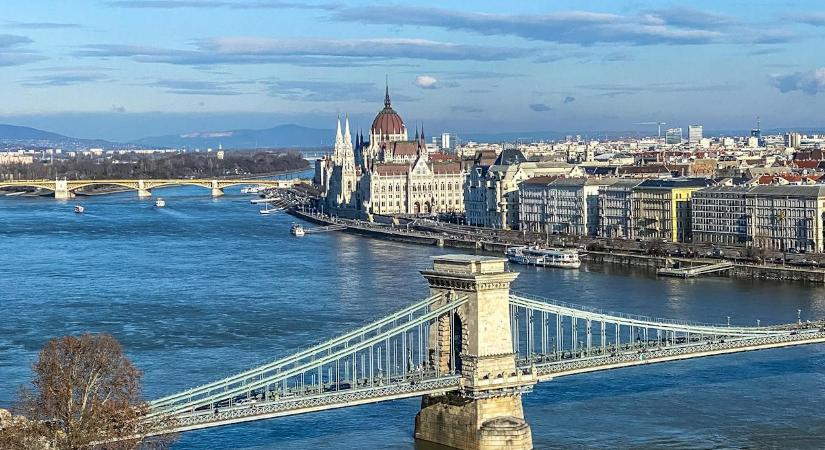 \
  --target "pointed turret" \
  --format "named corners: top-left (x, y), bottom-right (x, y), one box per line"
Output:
top-left (335, 116), bottom-right (343, 144)
top-left (344, 115), bottom-right (352, 143)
